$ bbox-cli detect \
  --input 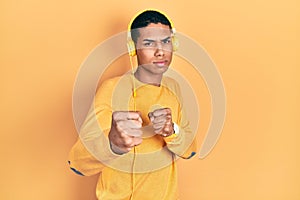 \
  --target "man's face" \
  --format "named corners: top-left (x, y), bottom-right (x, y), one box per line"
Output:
top-left (135, 23), bottom-right (173, 76)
